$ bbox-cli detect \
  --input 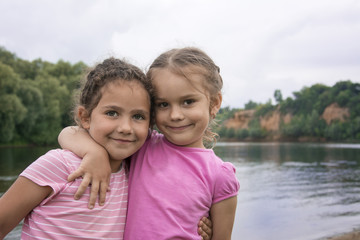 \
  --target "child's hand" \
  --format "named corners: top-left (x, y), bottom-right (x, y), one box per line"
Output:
top-left (198, 216), bottom-right (213, 240)
top-left (68, 149), bottom-right (111, 209)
